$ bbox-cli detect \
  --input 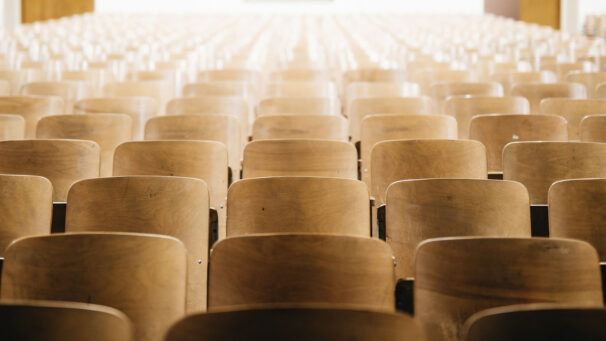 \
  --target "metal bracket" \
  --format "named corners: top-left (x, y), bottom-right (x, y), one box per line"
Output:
top-left (51, 202), bottom-right (66, 234)
top-left (395, 278), bottom-right (414, 315)
top-left (530, 204), bottom-right (549, 237)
